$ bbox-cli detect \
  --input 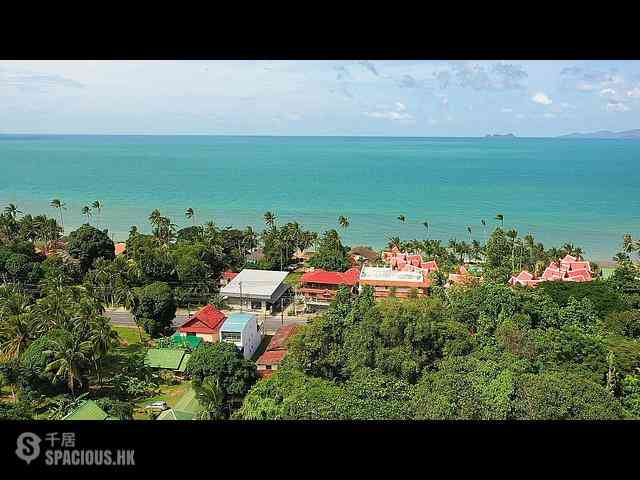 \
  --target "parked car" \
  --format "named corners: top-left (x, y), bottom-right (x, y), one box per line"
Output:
top-left (145, 401), bottom-right (168, 411)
